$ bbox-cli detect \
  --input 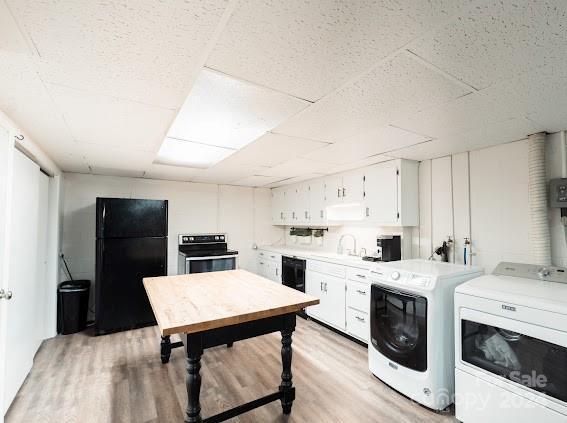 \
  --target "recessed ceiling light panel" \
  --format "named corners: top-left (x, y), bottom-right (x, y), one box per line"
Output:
top-left (155, 138), bottom-right (235, 169)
